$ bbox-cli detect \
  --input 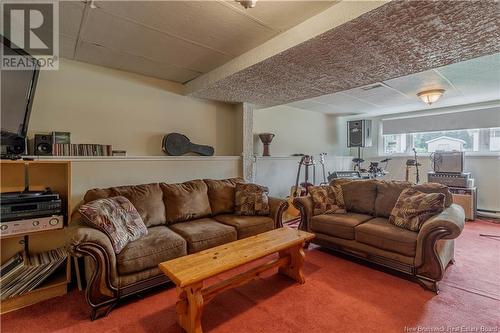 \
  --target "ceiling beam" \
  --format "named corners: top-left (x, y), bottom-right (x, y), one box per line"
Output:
top-left (184, 0), bottom-right (387, 91)
top-left (186, 0), bottom-right (500, 107)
